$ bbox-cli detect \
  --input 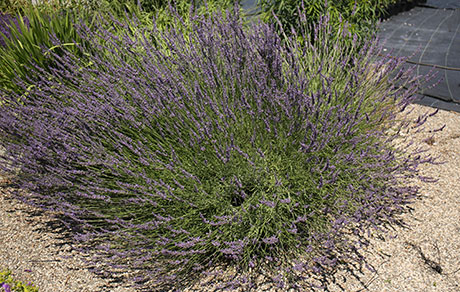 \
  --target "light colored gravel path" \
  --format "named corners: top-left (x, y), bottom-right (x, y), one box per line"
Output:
top-left (1, 103), bottom-right (459, 292)
top-left (0, 188), bottom-right (136, 292)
